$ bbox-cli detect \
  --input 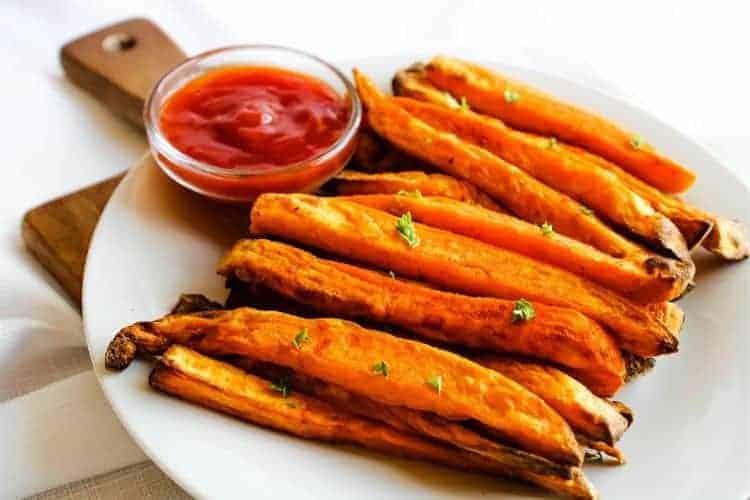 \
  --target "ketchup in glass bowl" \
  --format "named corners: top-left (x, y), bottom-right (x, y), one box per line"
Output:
top-left (144, 46), bottom-right (361, 202)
